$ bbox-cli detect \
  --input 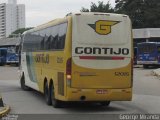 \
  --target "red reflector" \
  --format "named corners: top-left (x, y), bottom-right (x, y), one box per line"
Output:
top-left (66, 58), bottom-right (72, 75)
top-left (111, 56), bottom-right (125, 60)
